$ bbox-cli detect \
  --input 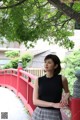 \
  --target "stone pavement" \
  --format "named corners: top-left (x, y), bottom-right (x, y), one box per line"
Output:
top-left (0, 87), bottom-right (31, 120)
